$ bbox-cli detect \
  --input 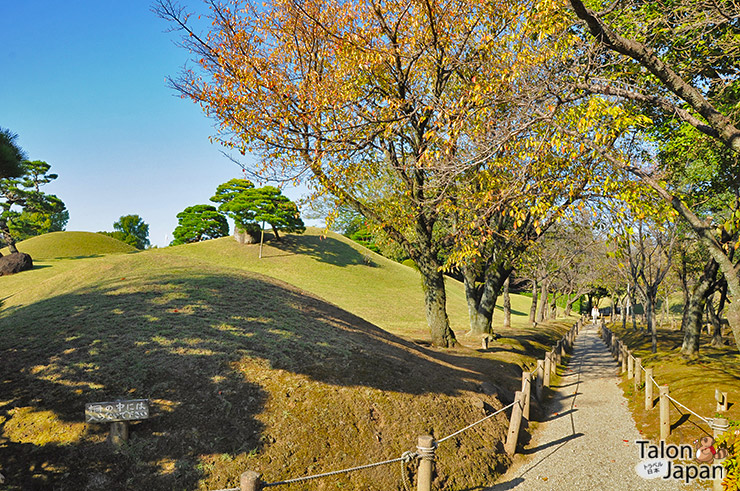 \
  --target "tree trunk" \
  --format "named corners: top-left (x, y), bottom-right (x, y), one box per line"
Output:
top-left (529, 280), bottom-right (538, 326)
top-left (0, 224), bottom-right (18, 254)
top-left (626, 285), bottom-right (637, 330)
top-left (271, 223), bottom-right (280, 241)
top-left (621, 295), bottom-right (628, 330)
top-left (679, 257), bottom-right (691, 336)
top-left (462, 263), bottom-right (509, 337)
top-left (537, 281), bottom-right (548, 323)
top-left (713, 284), bottom-right (729, 347)
top-left (502, 276), bottom-right (511, 329)
top-left (417, 253), bottom-right (456, 347)
top-left (565, 294), bottom-right (576, 317)
top-left (549, 292), bottom-right (558, 320)
top-left (681, 260), bottom-right (719, 357)
top-left (707, 294), bottom-right (724, 348)
top-left (645, 292), bottom-right (657, 353)
top-left (682, 291), bottom-right (706, 358)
